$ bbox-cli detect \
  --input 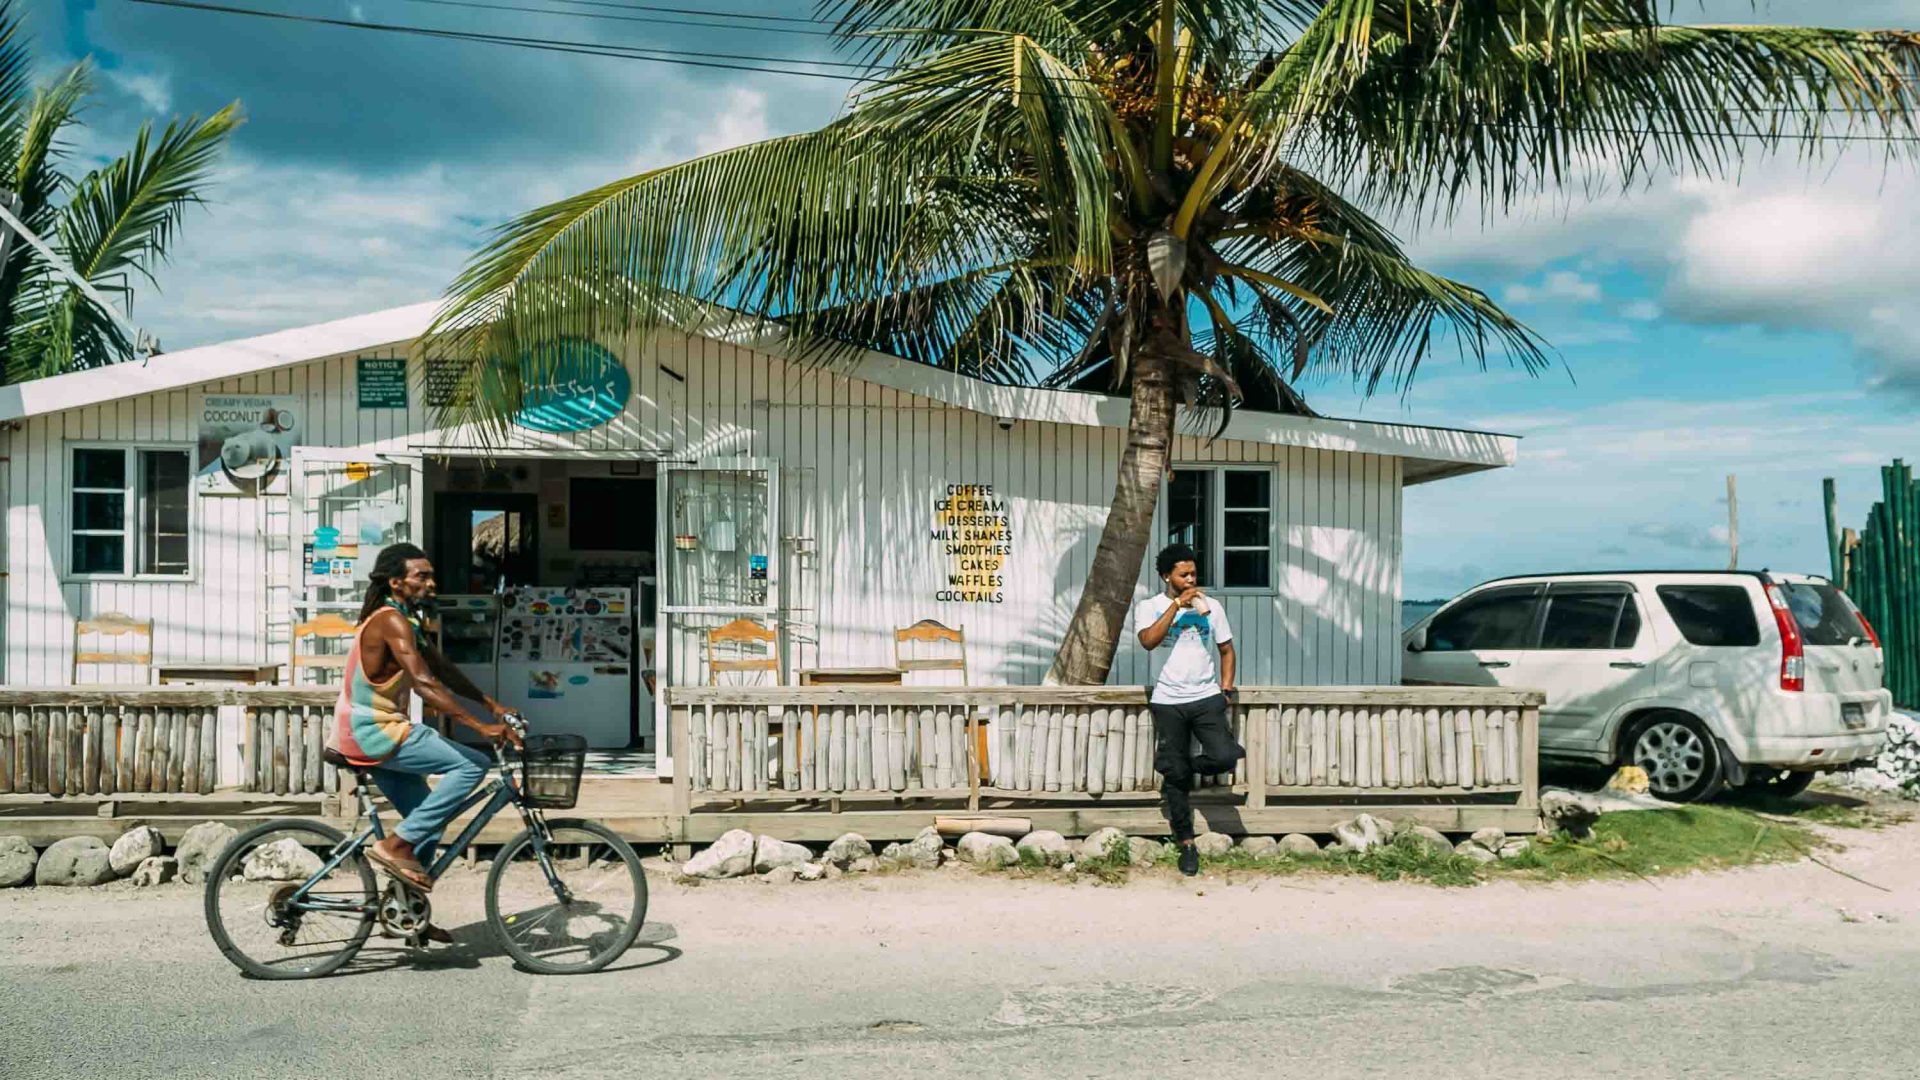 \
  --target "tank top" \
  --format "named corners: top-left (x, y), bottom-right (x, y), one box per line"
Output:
top-left (329, 602), bottom-right (422, 766)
